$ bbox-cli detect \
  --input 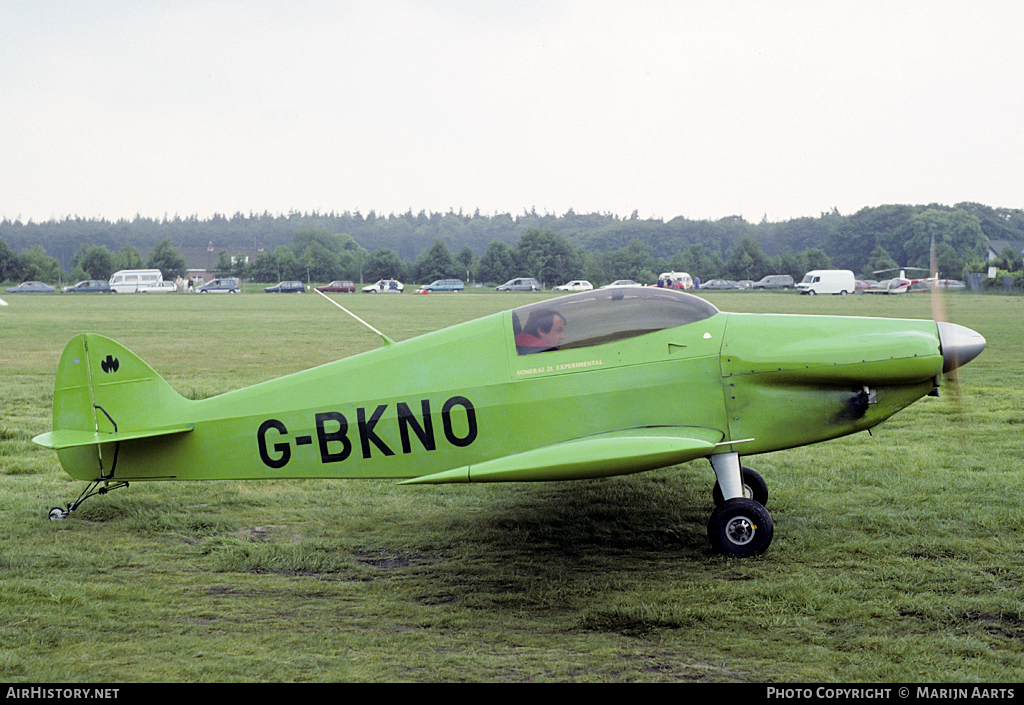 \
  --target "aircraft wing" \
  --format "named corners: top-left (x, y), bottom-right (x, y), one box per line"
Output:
top-left (400, 426), bottom-right (725, 484)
